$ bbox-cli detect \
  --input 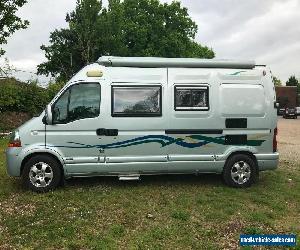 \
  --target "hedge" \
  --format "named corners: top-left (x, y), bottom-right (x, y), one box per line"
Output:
top-left (0, 78), bottom-right (64, 116)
